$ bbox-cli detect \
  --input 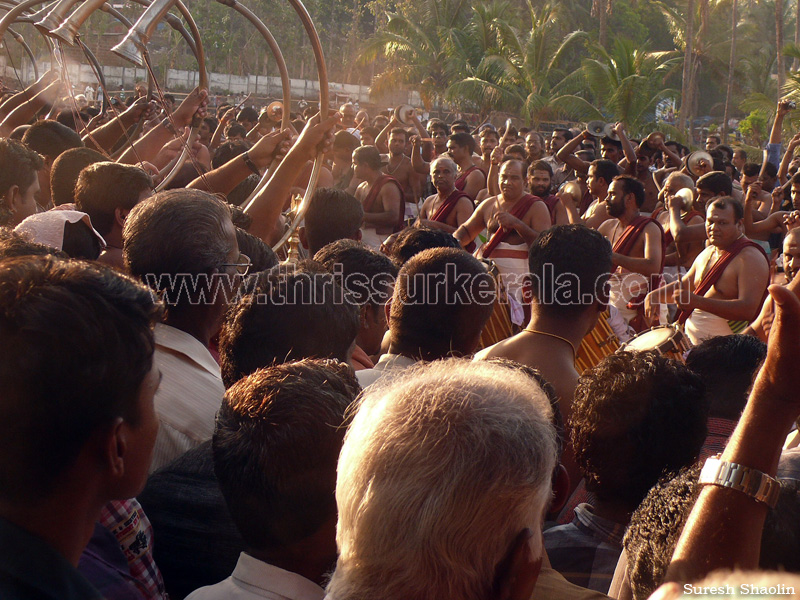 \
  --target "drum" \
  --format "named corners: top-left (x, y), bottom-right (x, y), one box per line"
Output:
top-left (575, 311), bottom-right (620, 374)
top-left (619, 324), bottom-right (691, 362)
top-left (476, 259), bottom-right (517, 350)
